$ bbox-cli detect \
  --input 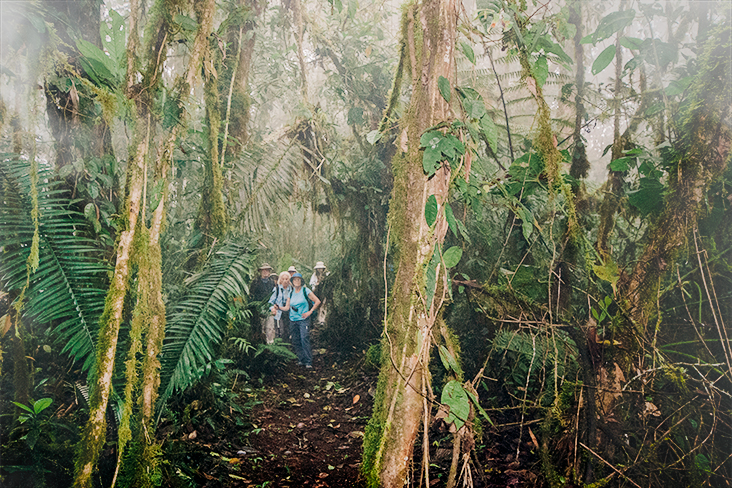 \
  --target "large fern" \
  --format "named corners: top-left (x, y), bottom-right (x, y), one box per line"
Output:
top-left (0, 153), bottom-right (109, 372)
top-left (229, 140), bottom-right (301, 234)
top-left (158, 240), bottom-right (257, 404)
